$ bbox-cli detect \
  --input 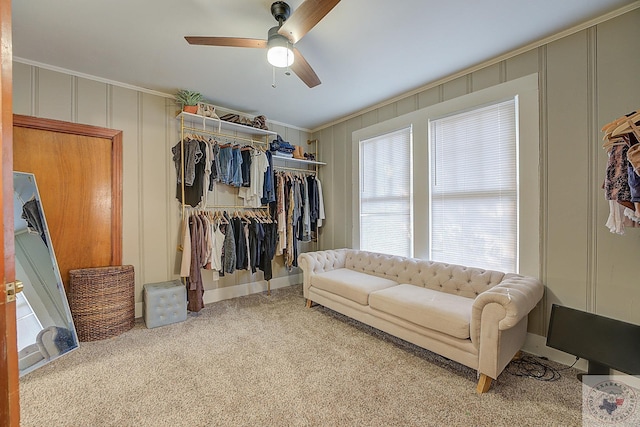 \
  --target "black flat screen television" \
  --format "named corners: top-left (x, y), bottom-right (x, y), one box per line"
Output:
top-left (546, 304), bottom-right (640, 375)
